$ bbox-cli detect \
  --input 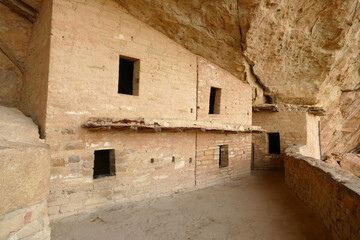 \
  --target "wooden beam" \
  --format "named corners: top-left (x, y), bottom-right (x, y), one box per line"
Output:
top-left (253, 104), bottom-right (279, 112)
top-left (308, 107), bottom-right (326, 116)
top-left (342, 89), bottom-right (360, 92)
top-left (0, 0), bottom-right (38, 23)
top-left (0, 38), bottom-right (25, 73)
